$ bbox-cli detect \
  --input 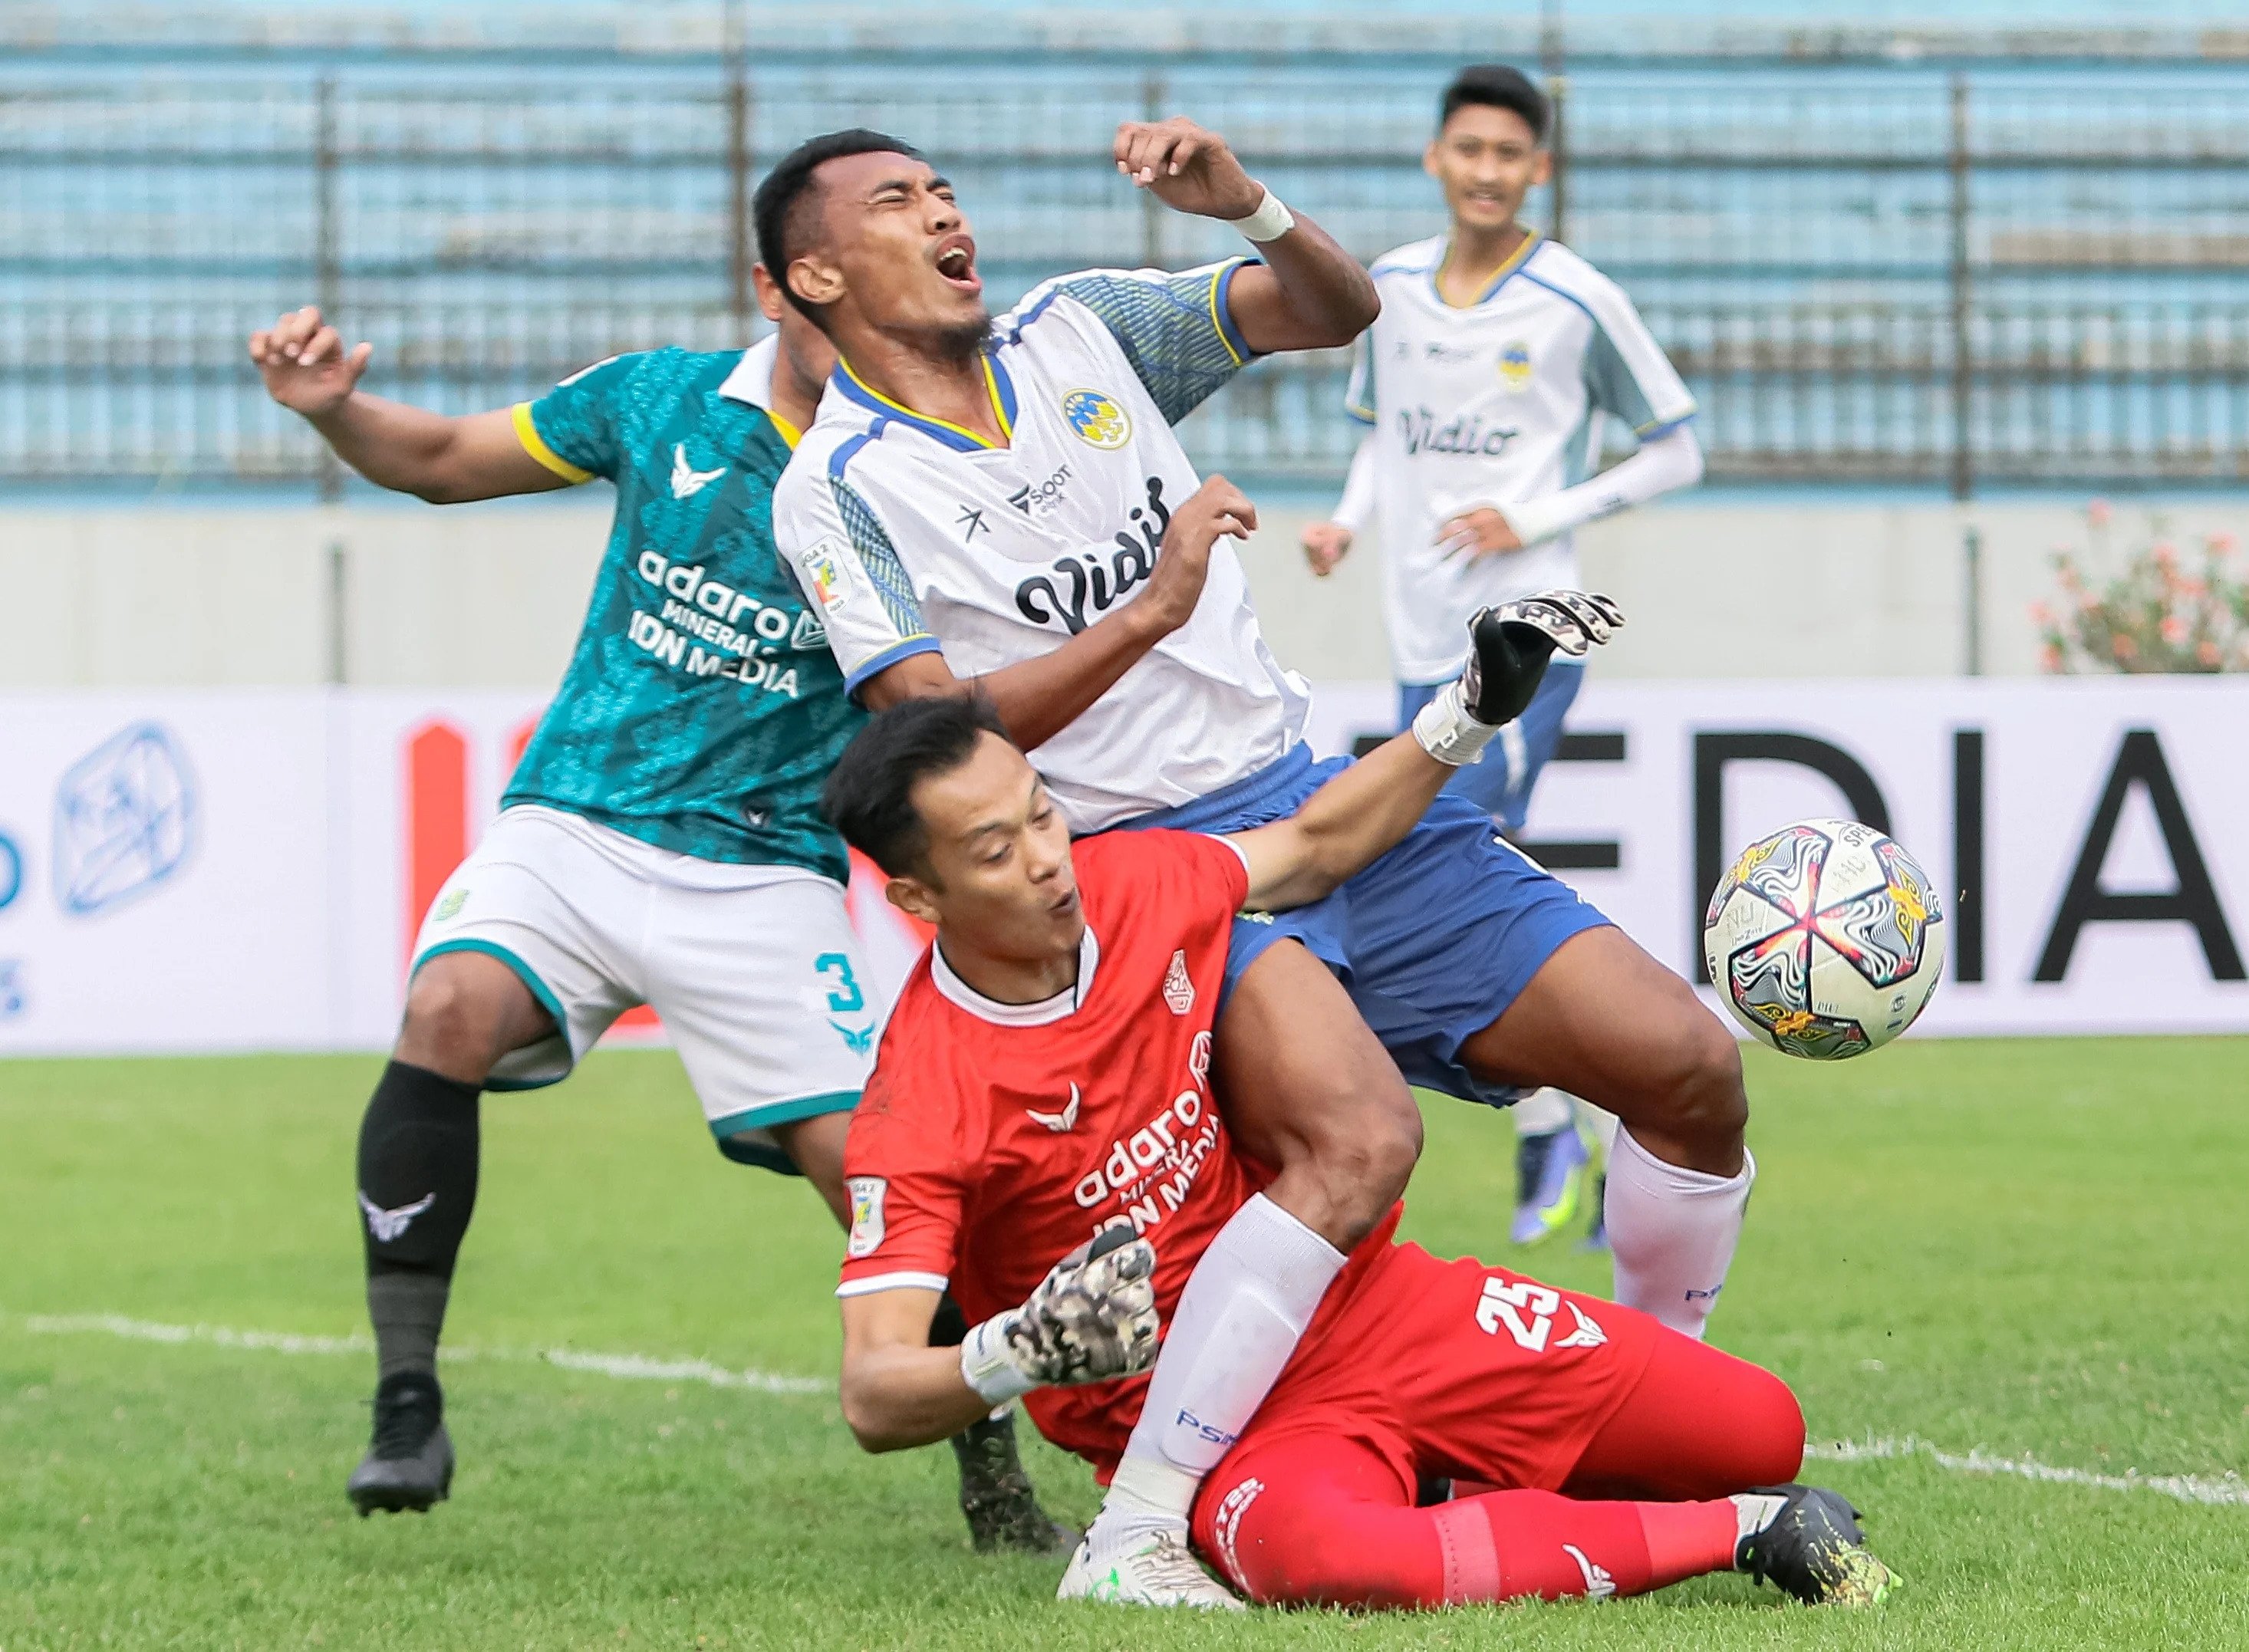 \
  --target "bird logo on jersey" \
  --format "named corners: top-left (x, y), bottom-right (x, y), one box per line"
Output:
top-left (670, 443), bottom-right (726, 499)
top-left (1162, 950), bottom-right (1195, 1015)
top-left (359, 1190), bottom-right (436, 1243)
top-left (1060, 388), bottom-right (1132, 450)
top-left (1498, 341), bottom-right (1534, 393)
top-left (1026, 1082), bottom-right (1082, 1134)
